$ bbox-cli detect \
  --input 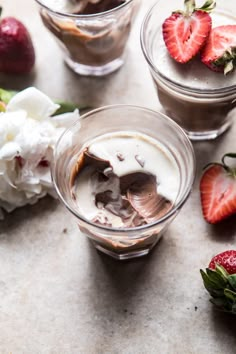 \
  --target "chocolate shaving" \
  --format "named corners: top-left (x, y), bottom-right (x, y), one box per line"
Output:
top-left (126, 173), bottom-right (172, 223)
top-left (116, 152), bottom-right (125, 161)
top-left (70, 149), bottom-right (111, 187)
top-left (135, 154), bottom-right (145, 168)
